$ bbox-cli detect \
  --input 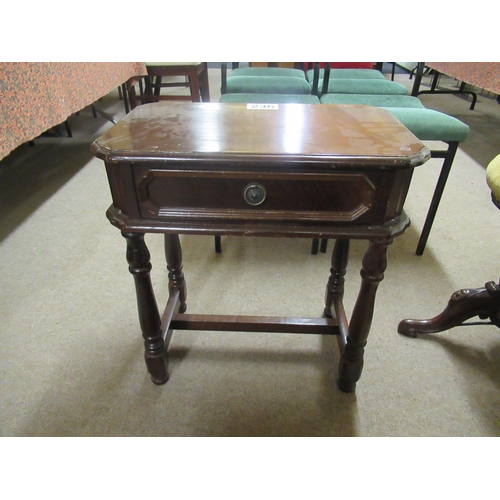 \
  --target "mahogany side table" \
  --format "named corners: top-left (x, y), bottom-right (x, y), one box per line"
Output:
top-left (91, 101), bottom-right (429, 392)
